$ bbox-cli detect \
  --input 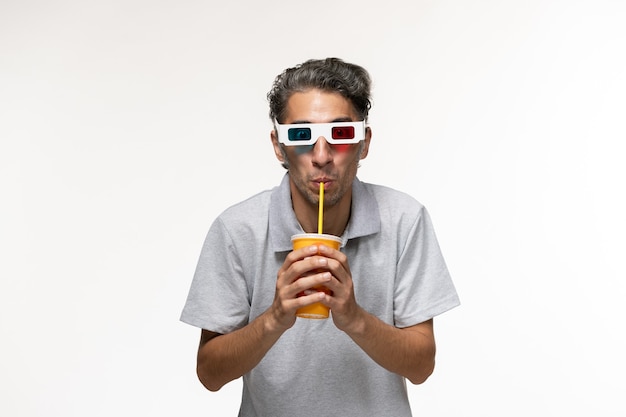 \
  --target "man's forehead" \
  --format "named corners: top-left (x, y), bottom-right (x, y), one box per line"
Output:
top-left (284, 90), bottom-right (357, 123)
